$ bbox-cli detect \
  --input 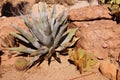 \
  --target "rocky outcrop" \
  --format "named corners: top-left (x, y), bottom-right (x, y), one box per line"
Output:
top-left (0, 17), bottom-right (28, 50)
top-left (99, 60), bottom-right (117, 80)
top-left (69, 5), bottom-right (111, 21)
top-left (0, 0), bottom-right (36, 17)
top-left (68, 5), bottom-right (120, 59)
